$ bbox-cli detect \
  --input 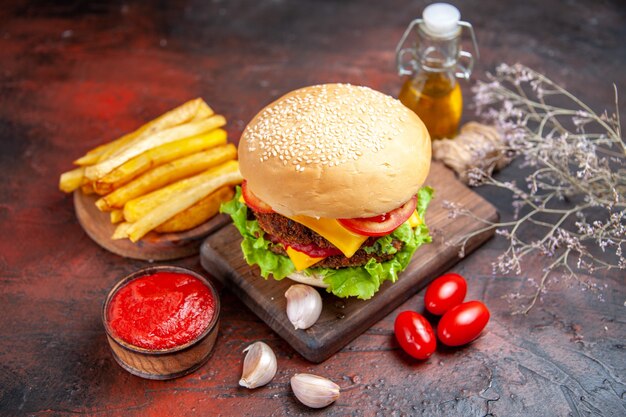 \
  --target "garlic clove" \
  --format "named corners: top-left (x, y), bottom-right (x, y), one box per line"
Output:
top-left (239, 341), bottom-right (277, 389)
top-left (290, 373), bottom-right (340, 408)
top-left (285, 284), bottom-right (323, 330)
